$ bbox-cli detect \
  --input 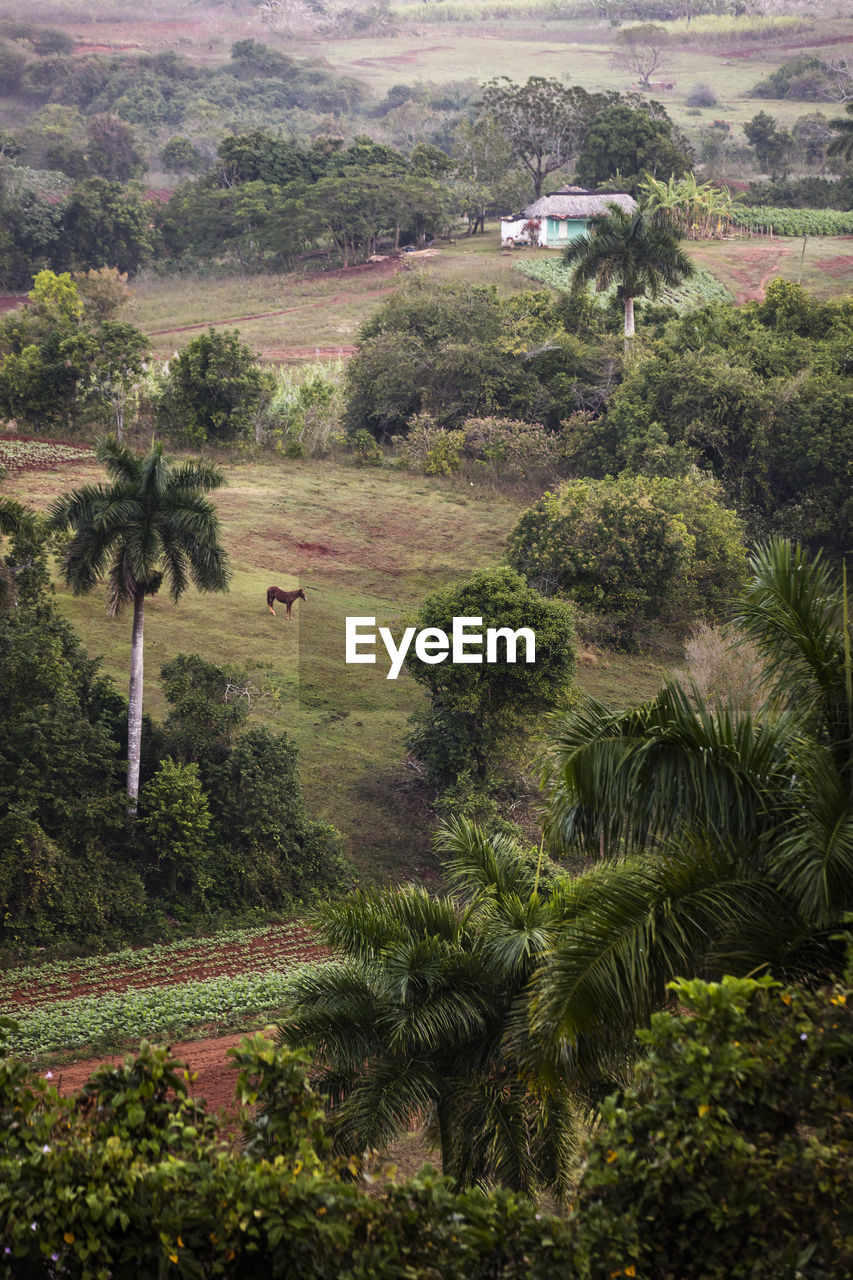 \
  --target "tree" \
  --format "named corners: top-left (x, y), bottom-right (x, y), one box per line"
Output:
top-left (85, 114), bottom-right (146, 183)
top-left (573, 969), bottom-right (853, 1280)
top-left (563, 204), bottom-right (693, 346)
top-left (160, 136), bottom-right (204, 174)
top-left (279, 816), bottom-right (578, 1199)
top-left (452, 116), bottom-right (522, 234)
top-left (0, 596), bottom-right (140, 946)
top-left (49, 437), bottom-right (230, 806)
top-left (156, 328), bottom-right (274, 444)
top-left (506, 472), bottom-right (747, 644)
top-left (77, 319), bottom-right (149, 440)
top-left (612, 24), bottom-right (670, 88)
top-left (0, 492), bottom-right (40, 613)
top-left (744, 112), bottom-right (794, 180)
top-left (479, 78), bottom-right (610, 200)
top-left (404, 566), bottom-right (576, 782)
top-left (59, 178), bottom-right (153, 275)
top-left (828, 98), bottom-right (853, 161)
top-left (574, 101), bottom-right (692, 192)
top-left (532, 540), bottom-right (853, 1067)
